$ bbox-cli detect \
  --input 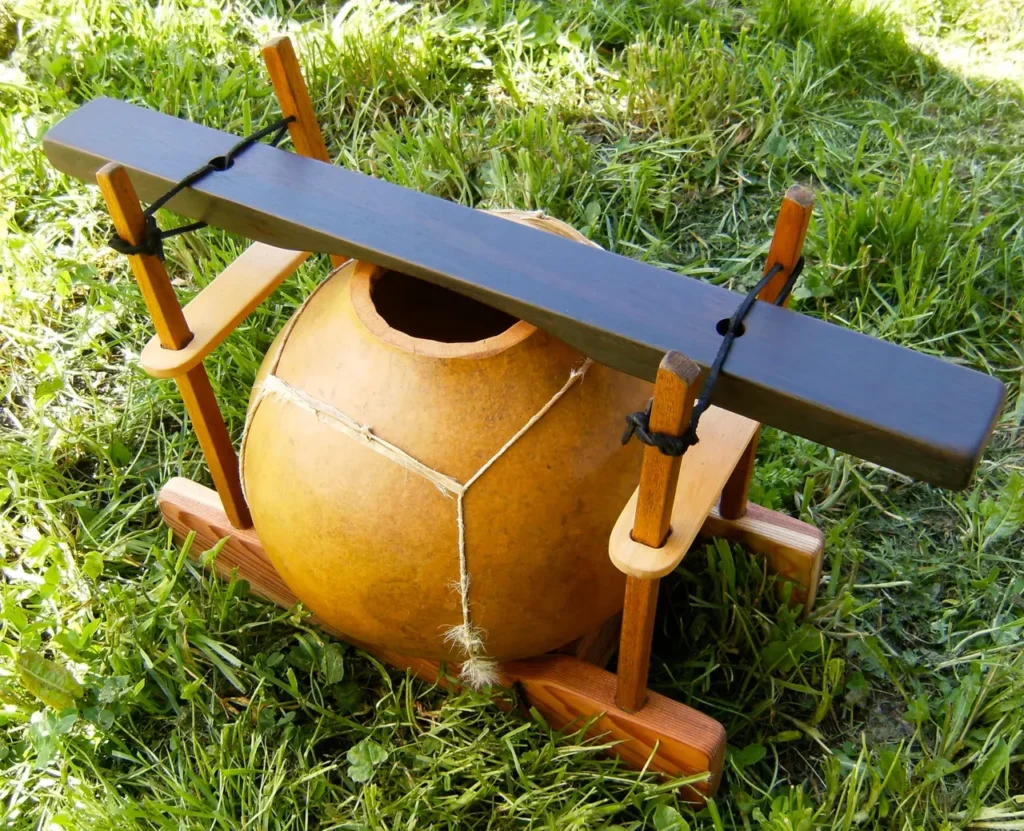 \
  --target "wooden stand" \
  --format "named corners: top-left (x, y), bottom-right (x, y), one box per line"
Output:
top-left (158, 477), bottom-right (727, 801)
top-left (98, 35), bottom-right (826, 804)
